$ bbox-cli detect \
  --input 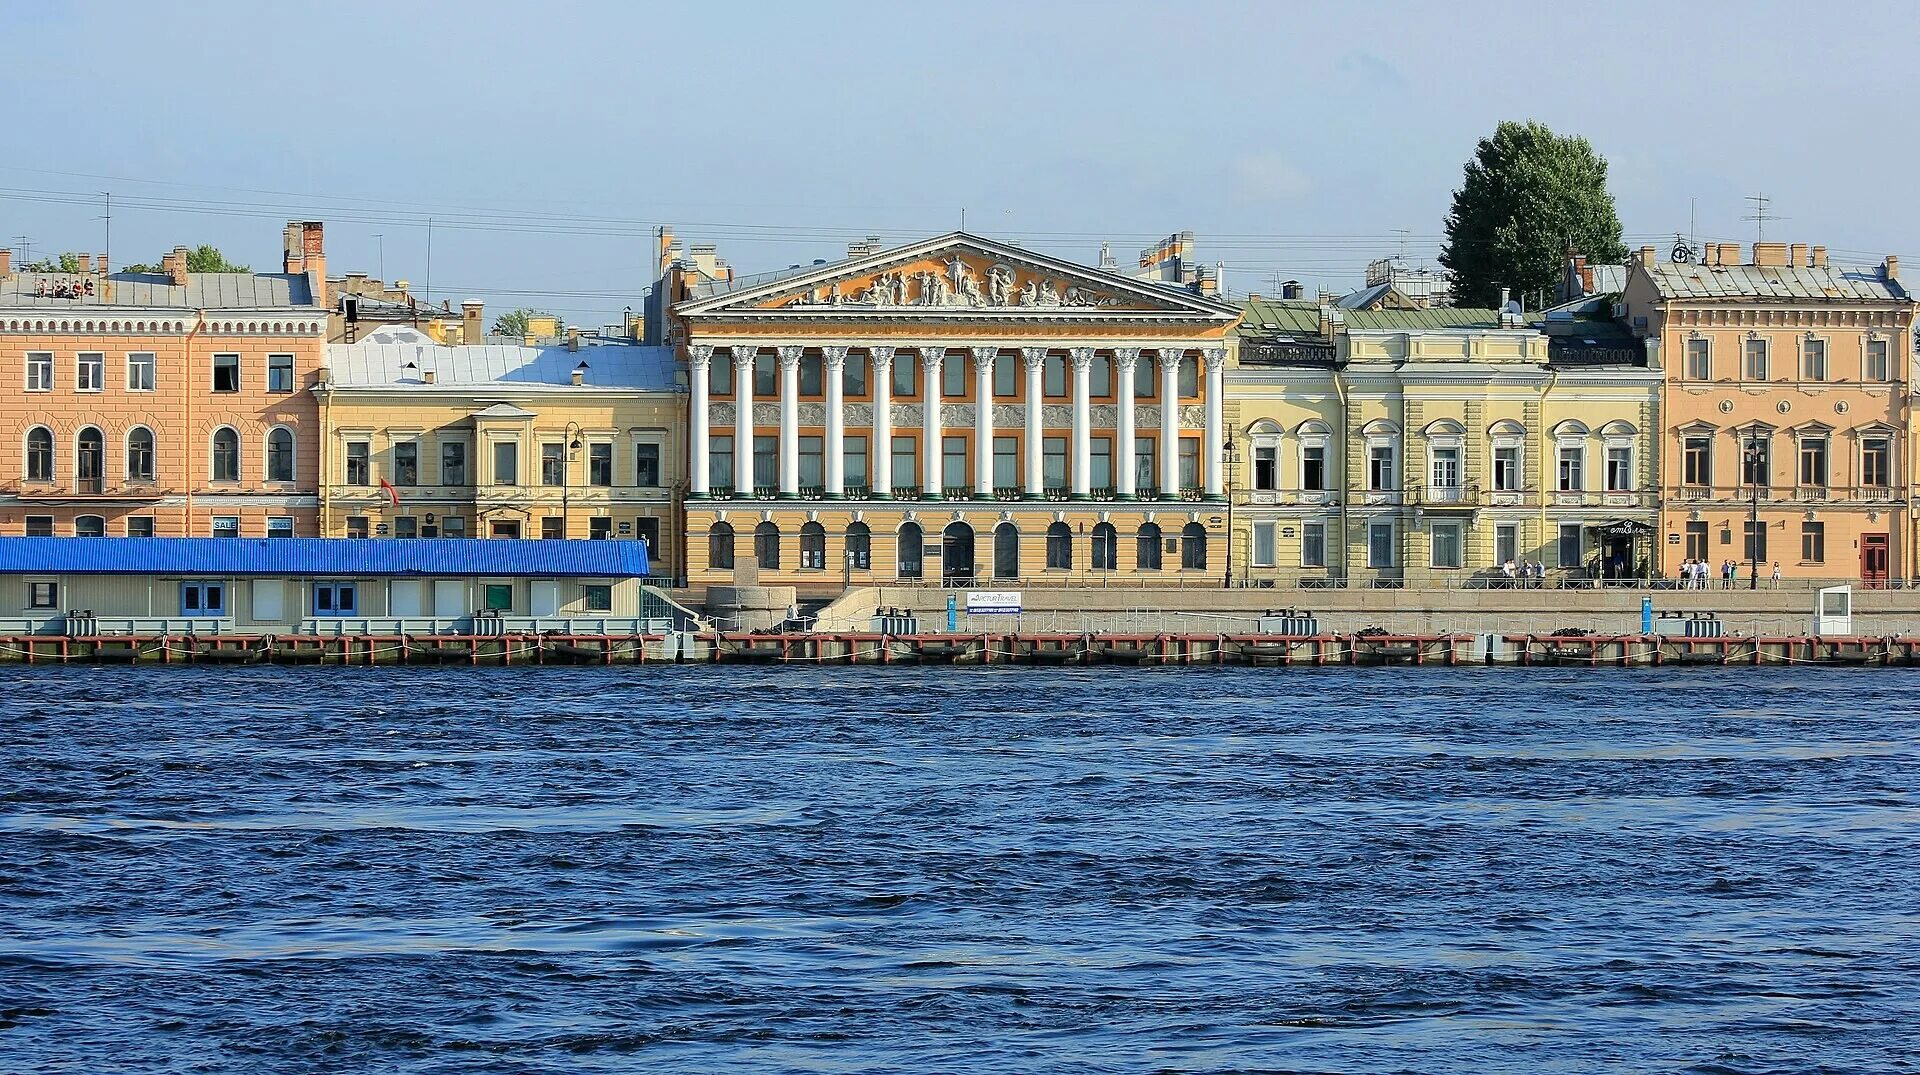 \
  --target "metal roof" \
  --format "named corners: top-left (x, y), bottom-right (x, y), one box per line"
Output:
top-left (327, 330), bottom-right (682, 391)
top-left (1235, 297), bottom-right (1324, 336)
top-left (1343, 307), bottom-right (1508, 331)
top-left (0, 272), bottom-right (318, 309)
top-left (1645, 263), bottom-right (1909, 302)
top-left (0, 537), bottom-right (649, 577)
top-left (1587, 265), bottom-right (1628, 294)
